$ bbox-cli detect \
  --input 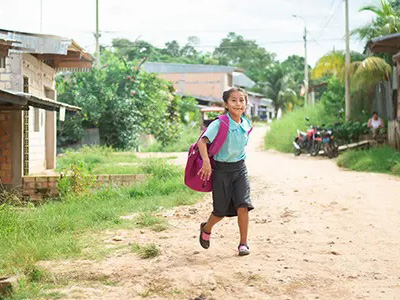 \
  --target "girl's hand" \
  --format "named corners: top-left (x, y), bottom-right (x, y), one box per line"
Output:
top-left (197, 159), bottom-right (212, 182)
